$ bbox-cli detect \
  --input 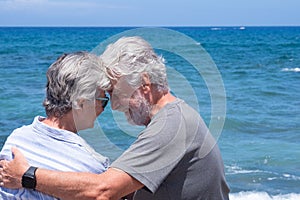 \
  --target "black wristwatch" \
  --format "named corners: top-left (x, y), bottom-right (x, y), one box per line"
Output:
top-left (22, 166), bottom-right (38, 190)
